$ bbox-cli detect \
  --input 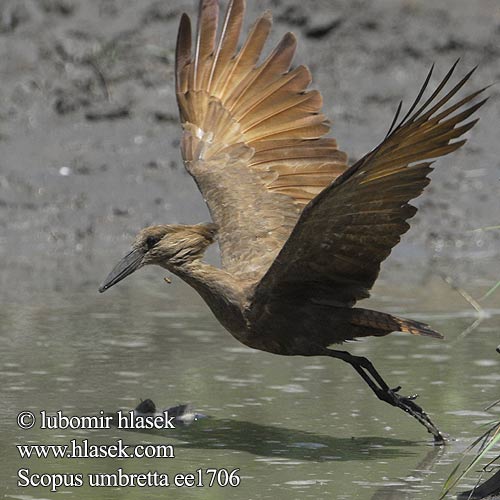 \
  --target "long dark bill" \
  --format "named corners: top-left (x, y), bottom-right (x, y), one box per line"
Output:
top-left (99, 248), bottom-right (144, 293)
